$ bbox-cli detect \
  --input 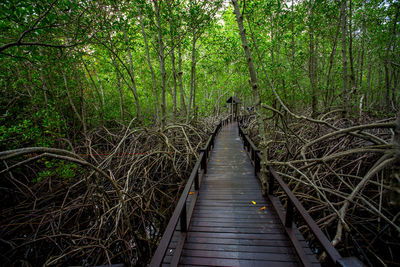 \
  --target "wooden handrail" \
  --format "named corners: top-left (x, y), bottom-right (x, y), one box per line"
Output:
top-left (237, 123), bottom-right (364, 267)
top-left (149, 117), bottom-right (230, 267)
top-left (268, 167), bottom-right (342, 263)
